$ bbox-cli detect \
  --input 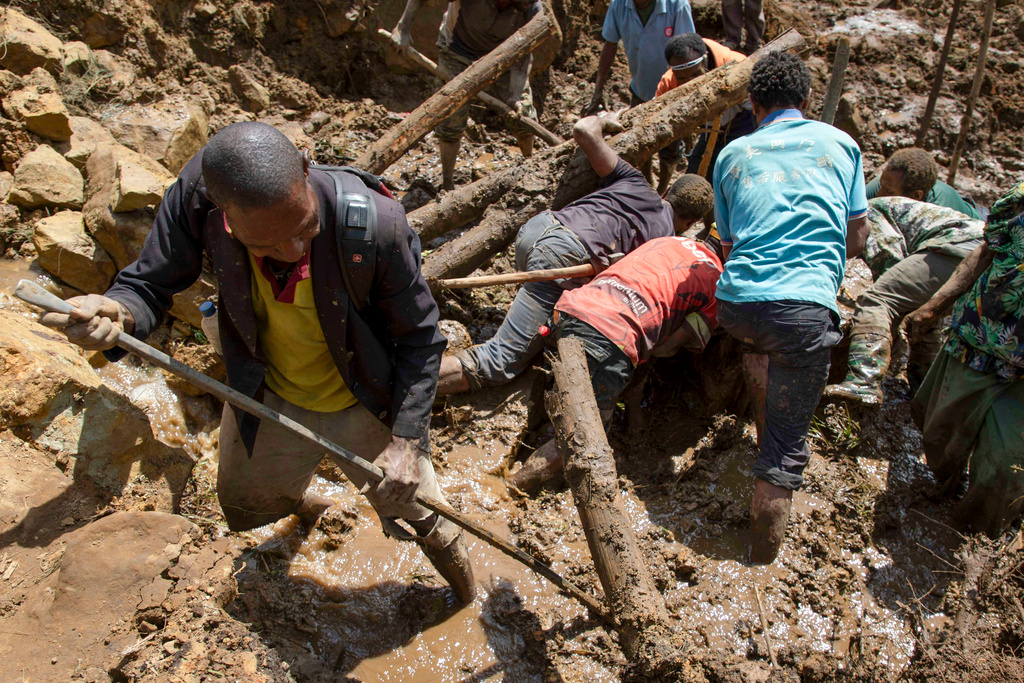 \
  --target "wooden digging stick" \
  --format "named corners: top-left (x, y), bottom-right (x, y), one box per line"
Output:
top-left (820, 37), bottom-right (851, 126)
top-left (915, 0), bottom-right (964, 147)
top-left (377, 28), bottom-right (562, 147)
top-left (14, 279), bottom-right (611, 622)
top-left (435, 263), bottom-right (595, 290)
top-left (947, 0), bottom-right (996, 185)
